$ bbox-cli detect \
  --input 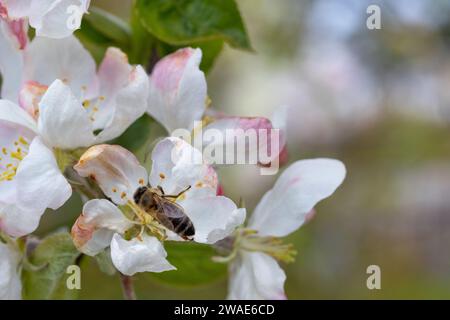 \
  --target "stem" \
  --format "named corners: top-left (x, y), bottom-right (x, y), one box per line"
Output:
top-left (120, 274), bottom-right (137, 300)
top-left (146, 45), bottom-right (160, 73)
top-left (130, 2), bottom-right (156, 67)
